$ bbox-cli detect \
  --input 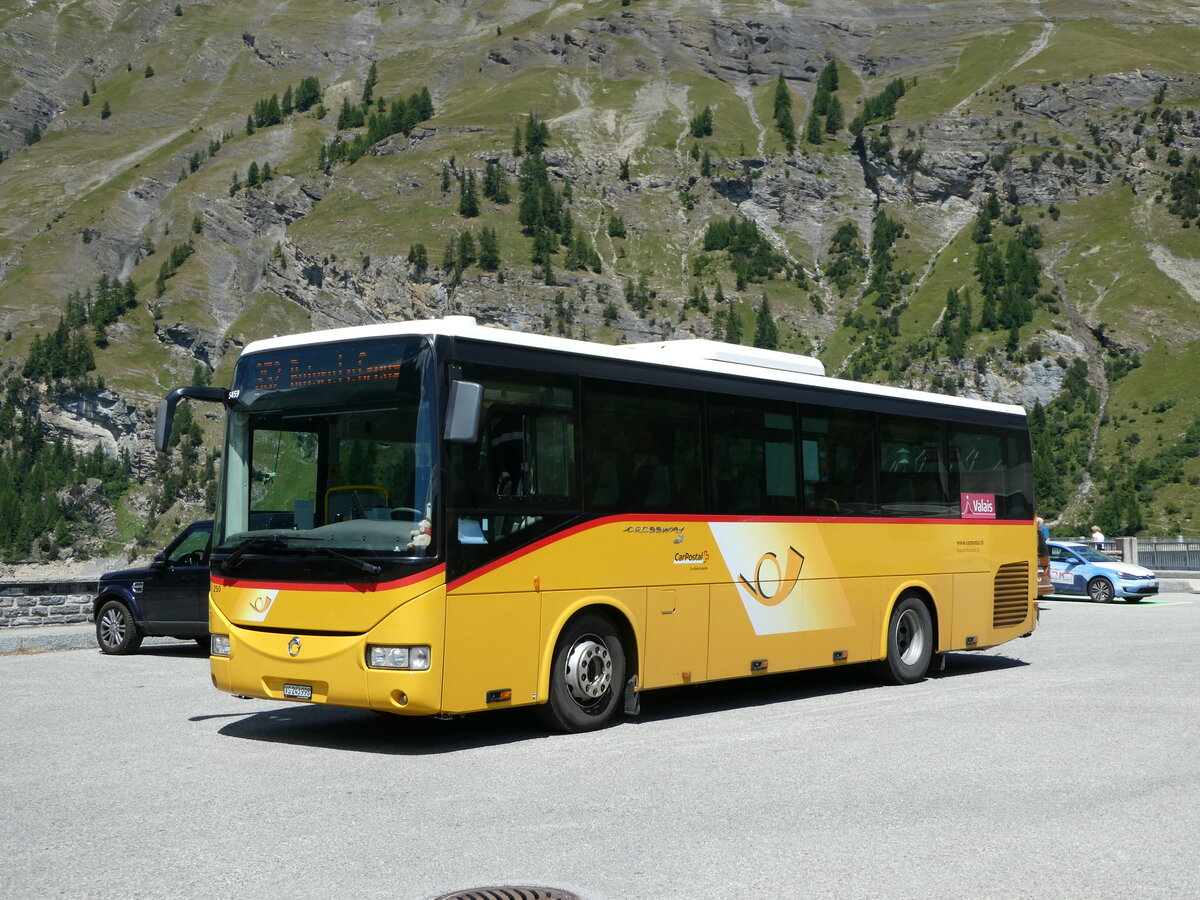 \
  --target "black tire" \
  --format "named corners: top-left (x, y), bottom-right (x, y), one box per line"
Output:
top-left (538, 612), bottom-right (626, 733)
top-left (95, 599), bottom-right (143, 655)
top-left (874, 594), bottom-right (934, 685)
top-left (1087, 577), bottom-right (1114, 603)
